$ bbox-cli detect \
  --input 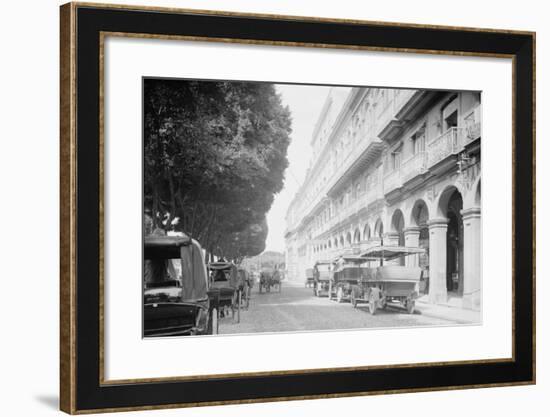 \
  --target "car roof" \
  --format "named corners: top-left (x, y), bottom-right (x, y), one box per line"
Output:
top-left (144, 235), bottom-right (192, 259)
top-left (208, 262), bottom-right (236, 270)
